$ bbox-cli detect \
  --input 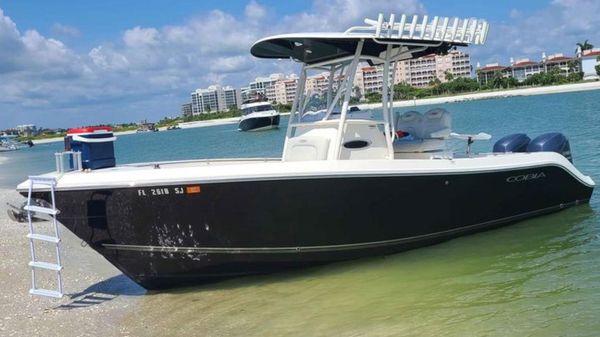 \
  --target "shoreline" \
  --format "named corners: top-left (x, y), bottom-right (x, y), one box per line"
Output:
top-left (177, 116), bottom-right (239, 129)
top-left (28, 81), bottom-right (600, 144)
top-left (358, 80), bottom-right (600, 110)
